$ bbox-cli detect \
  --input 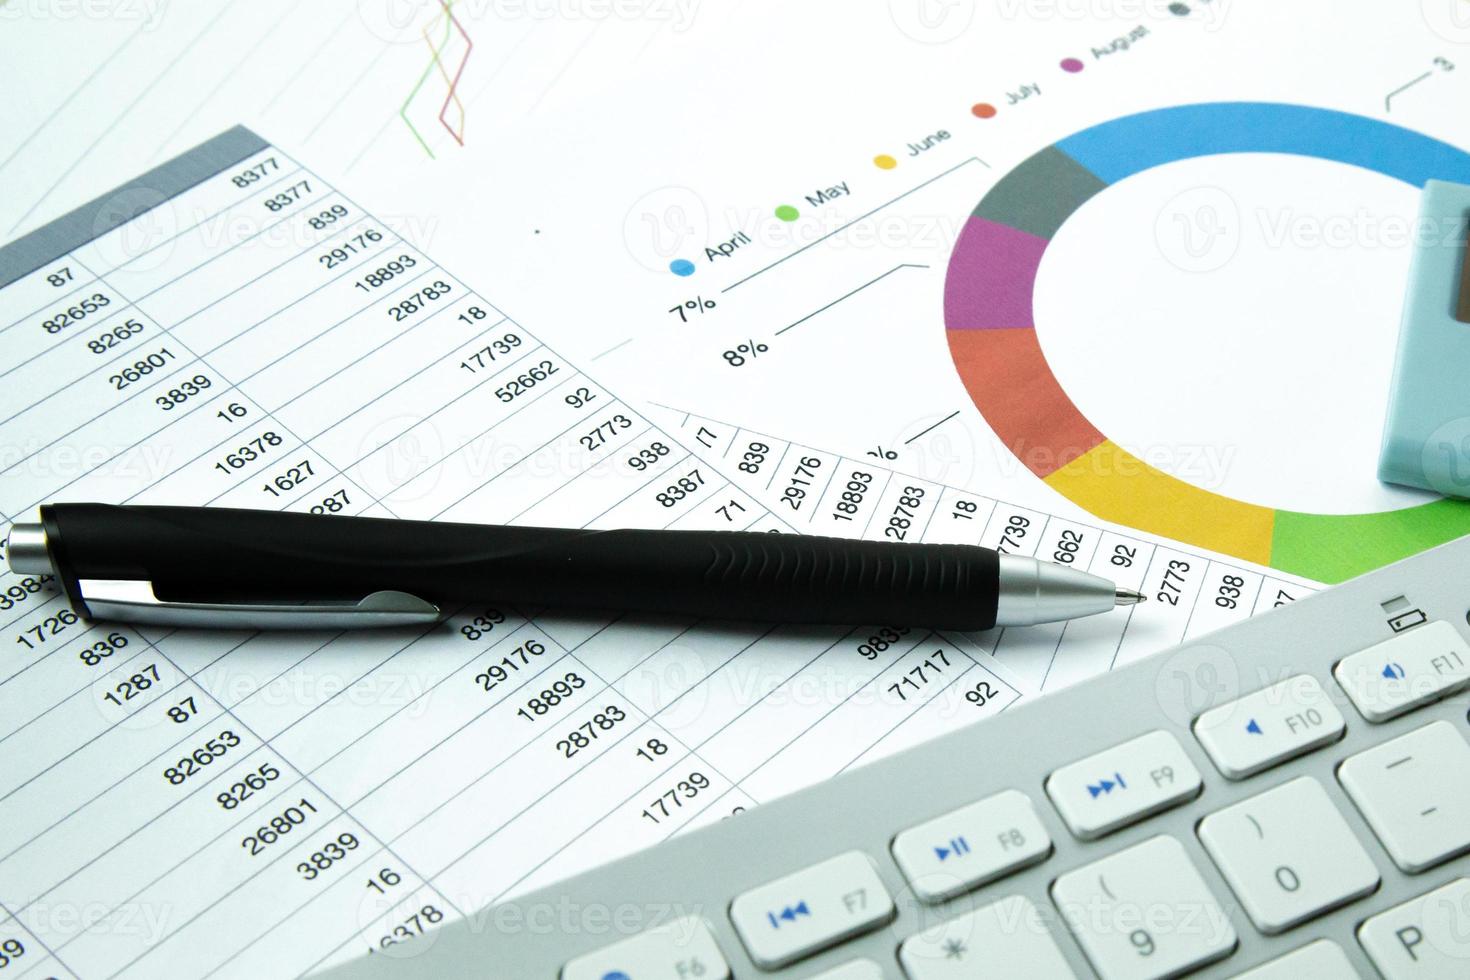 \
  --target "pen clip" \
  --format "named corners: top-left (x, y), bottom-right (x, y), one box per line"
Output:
top-left (75, 579), bottom-right (441, 630)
